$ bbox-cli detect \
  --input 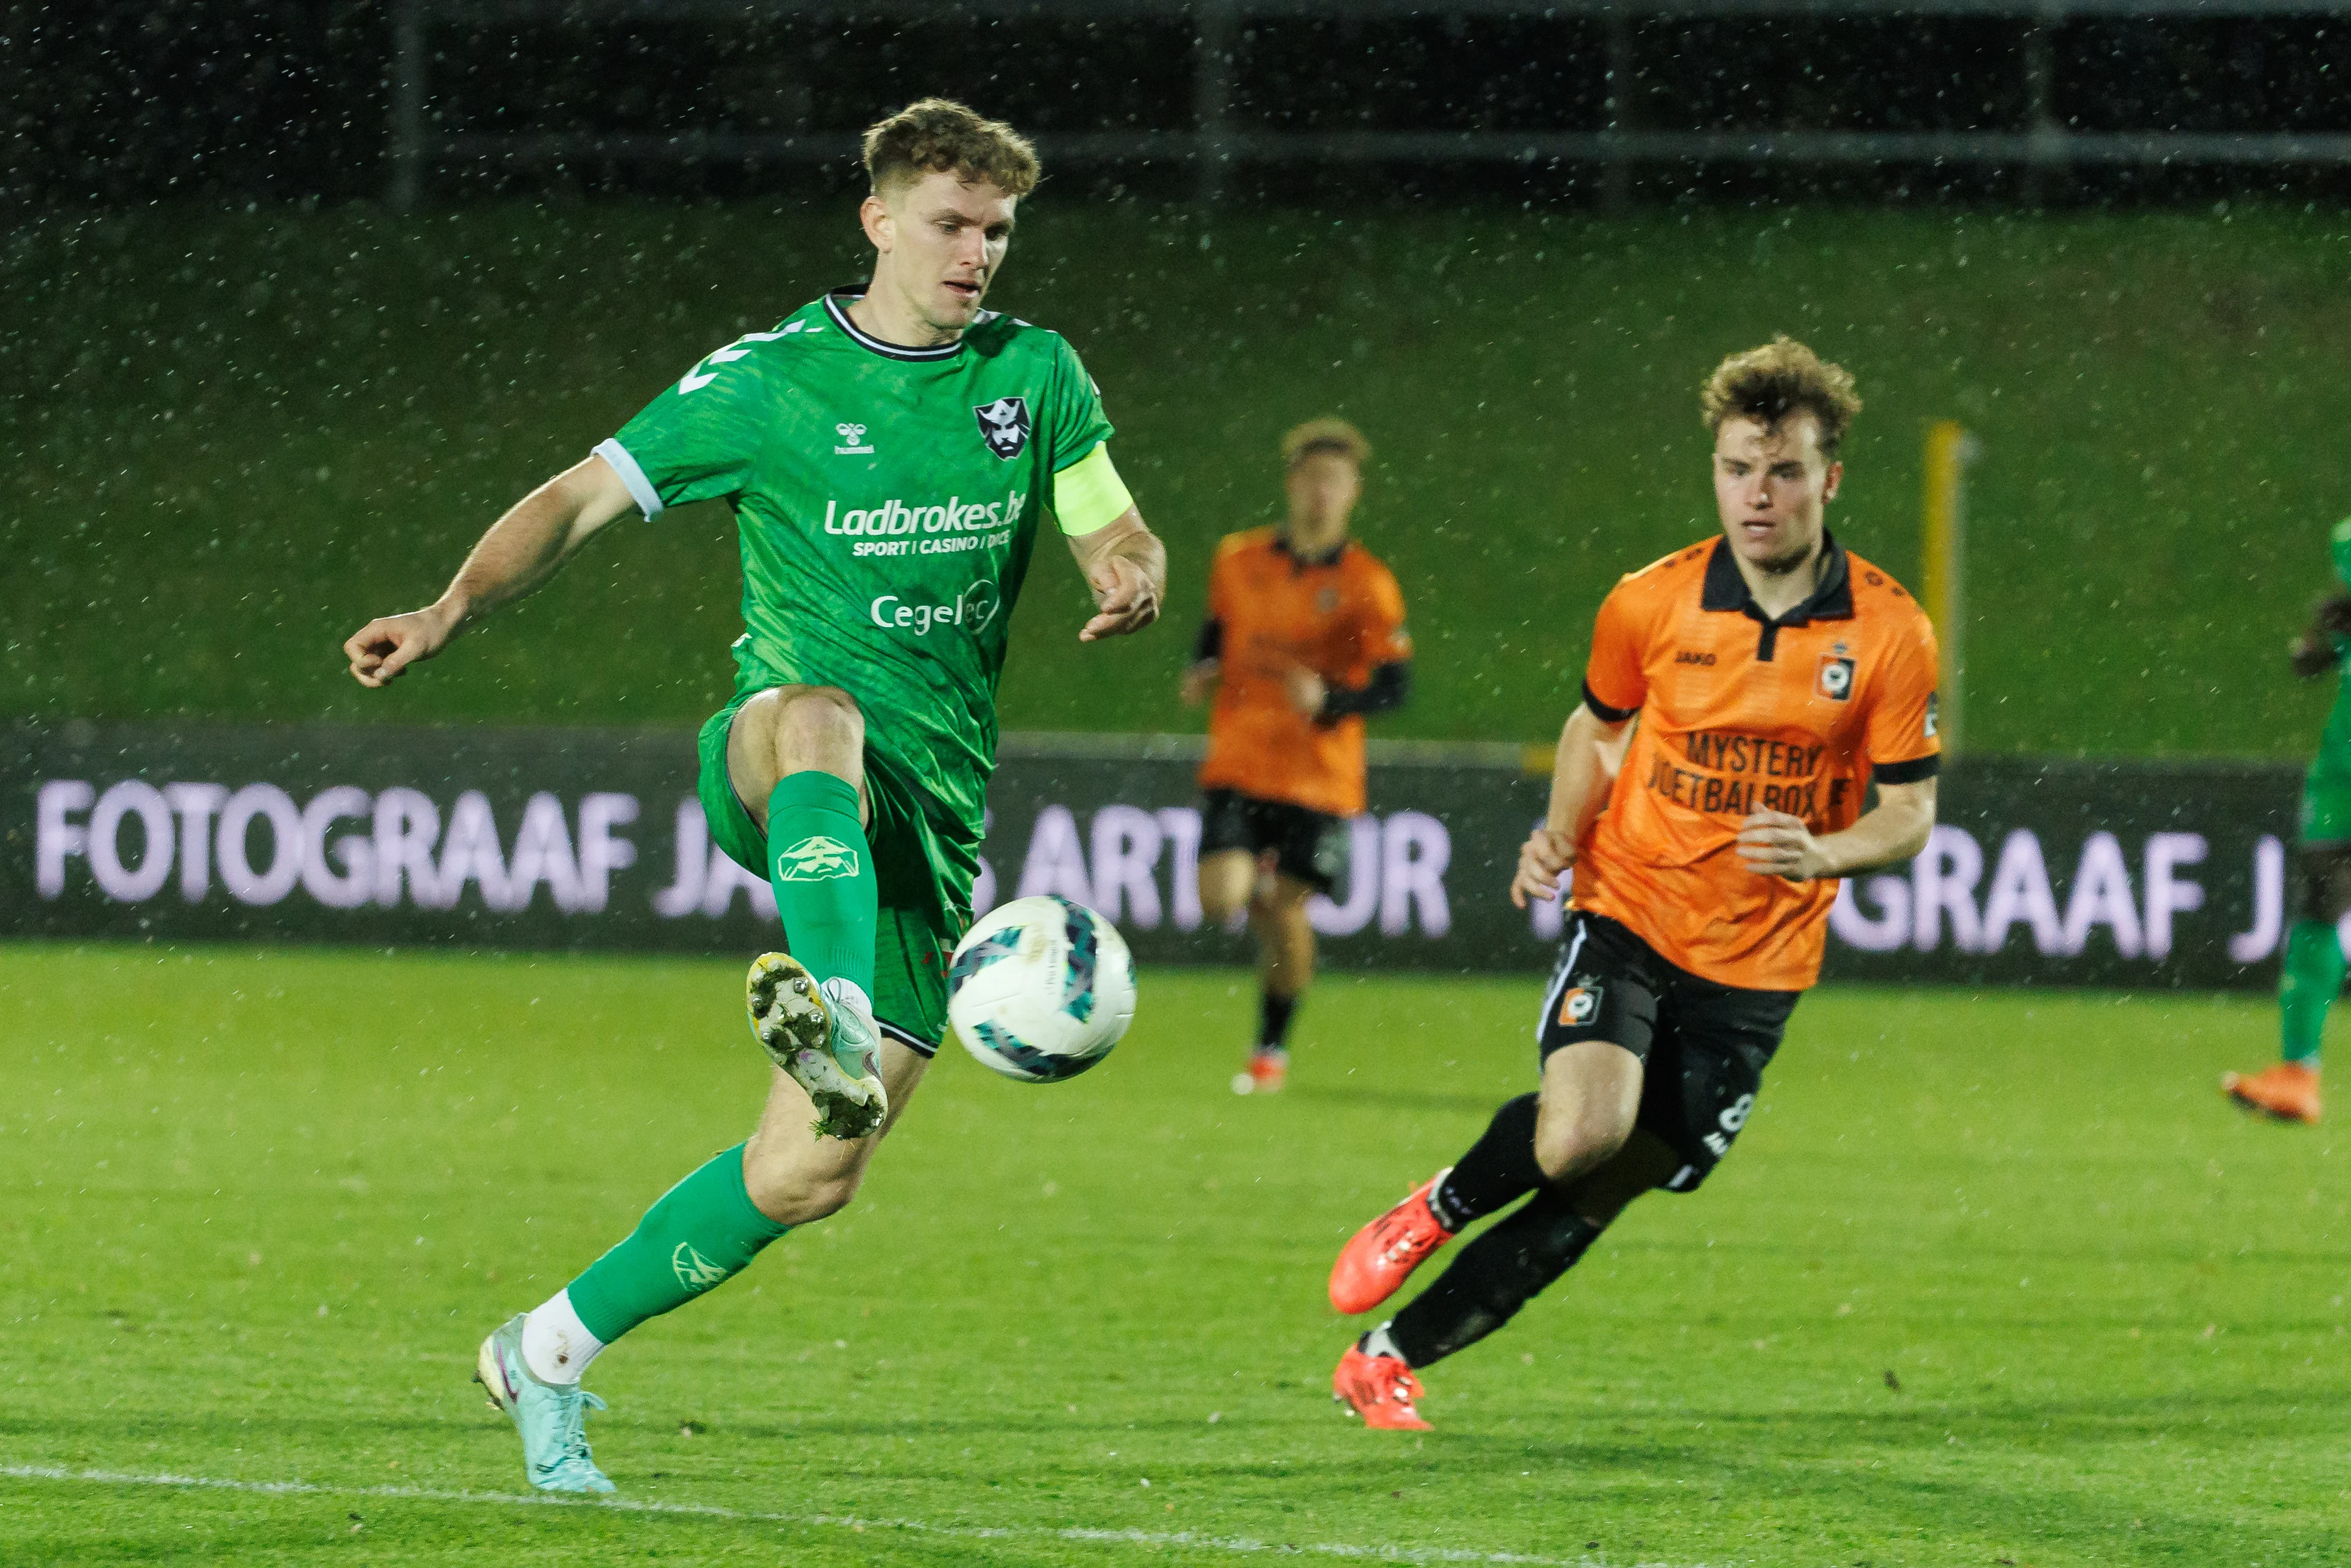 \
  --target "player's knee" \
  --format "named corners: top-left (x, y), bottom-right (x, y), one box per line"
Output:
top-left (1198, 855), bottom-right (1252, 923)
top-left (1531, 1099), bottom-right (1634, 1183)
top-left (772, 685), bottom-right (864, 765)
top-left (1248, 878), bottom-right (1309, 924)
